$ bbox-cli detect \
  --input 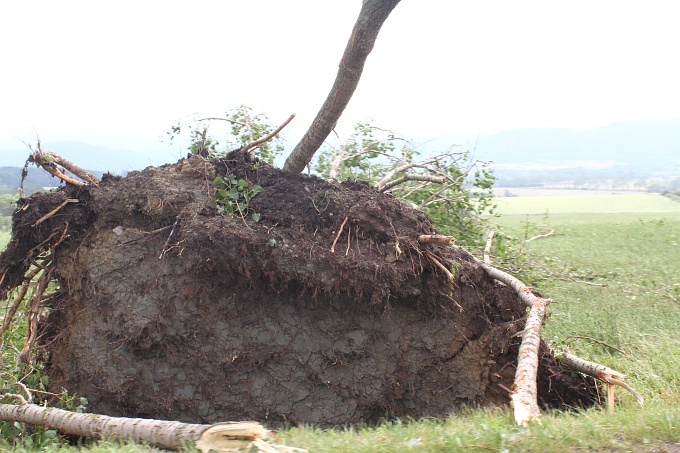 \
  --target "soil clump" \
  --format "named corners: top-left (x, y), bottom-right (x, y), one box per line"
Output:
top-left (0, 152), bottom-right (597, 426)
